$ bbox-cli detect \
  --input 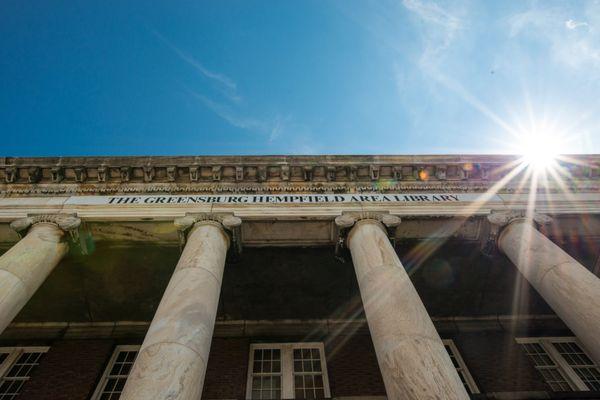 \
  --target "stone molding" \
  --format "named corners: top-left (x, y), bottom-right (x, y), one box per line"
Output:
top-left (174, 213), bottom-right (242, 254)
top-left (2, 155), bottom-right (599, 195)
top-left (0, 315), bottom-right (568, 340)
